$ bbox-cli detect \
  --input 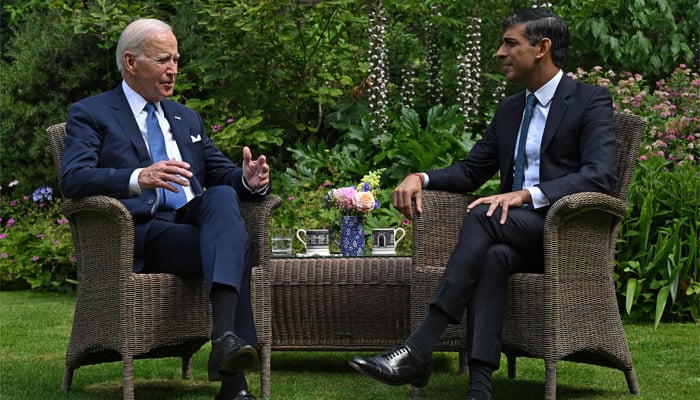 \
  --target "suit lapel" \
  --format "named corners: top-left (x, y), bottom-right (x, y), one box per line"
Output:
top-left (540, 75), bottom-right (573, 151)
top-left (110, 86), bottom-right (152, 165)
top-left (503, 94), bottom-right (526, 153)
top-left (161, 101), bottom-right (204, 194)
